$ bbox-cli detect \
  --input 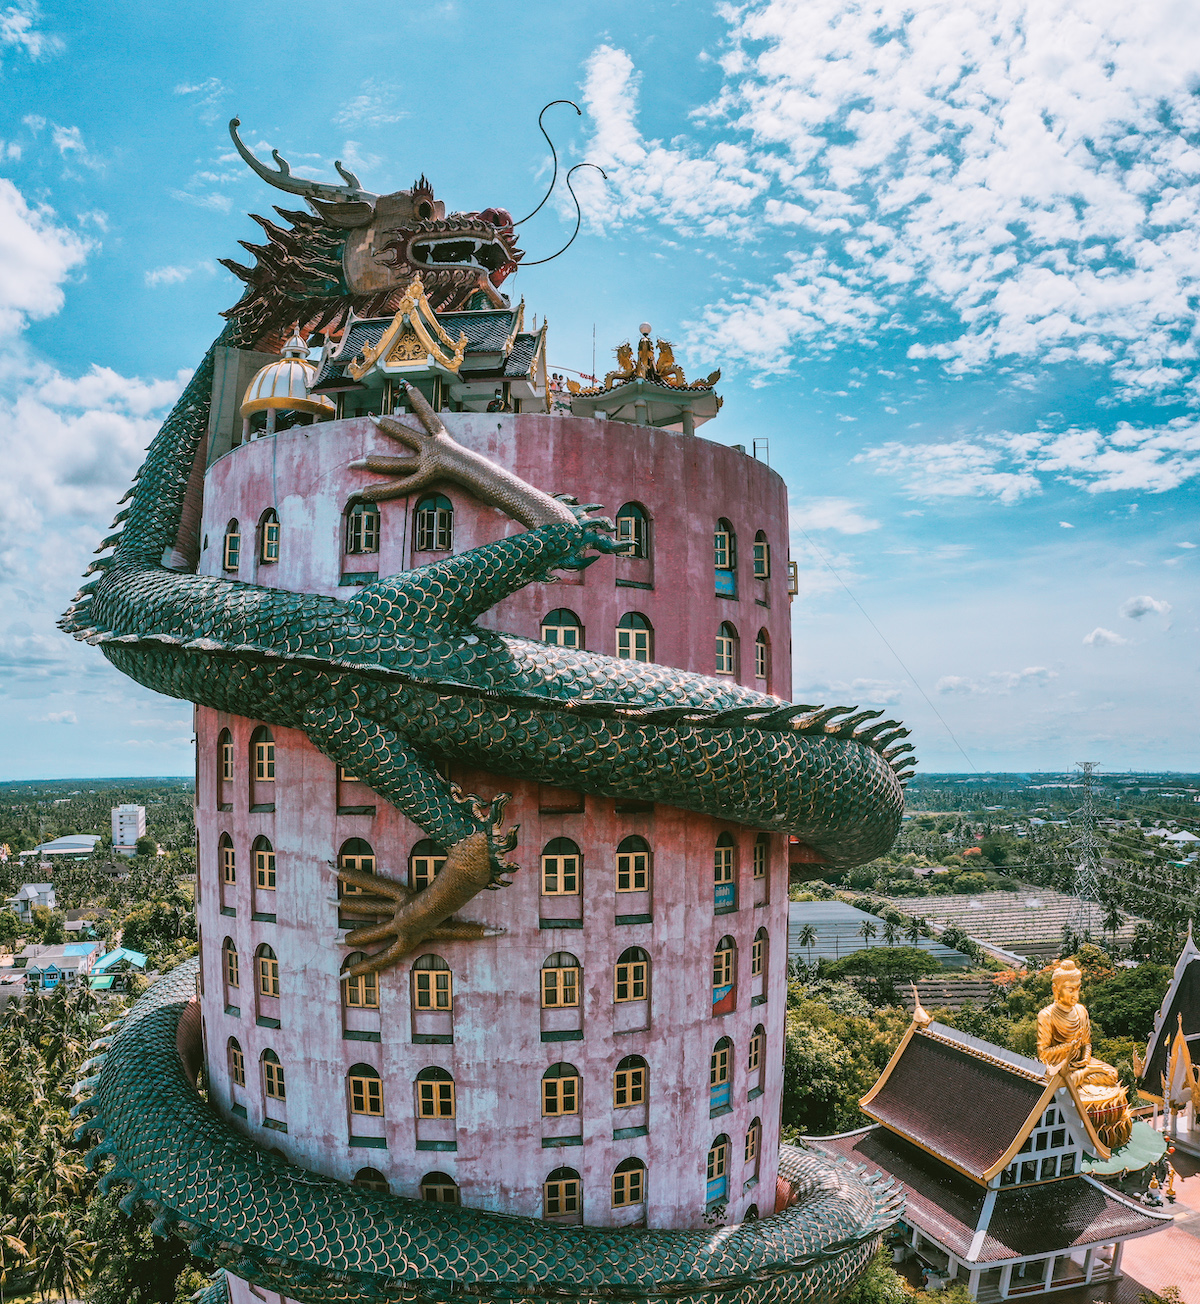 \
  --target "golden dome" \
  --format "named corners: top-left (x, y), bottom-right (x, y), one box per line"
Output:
top-left (240, 339), bottom-right (335, 418)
